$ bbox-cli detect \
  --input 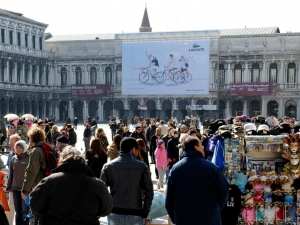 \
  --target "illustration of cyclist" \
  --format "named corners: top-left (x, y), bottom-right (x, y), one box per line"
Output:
top-left (165, 54), bottom-right (177, 78)
top-left (133, 50), bottom-right (153, 72)
top-left (180, 56), bottom-right (193, 77)
top-left (148, 56), bottom-right (159, 77)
